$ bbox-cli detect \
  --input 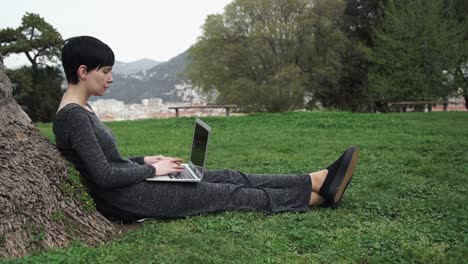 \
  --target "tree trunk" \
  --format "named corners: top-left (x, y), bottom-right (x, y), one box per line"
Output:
top-left (0, 59), bottom-right (117, 259)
